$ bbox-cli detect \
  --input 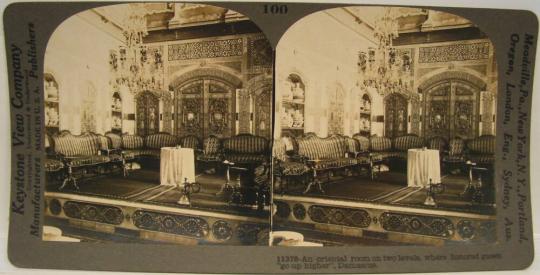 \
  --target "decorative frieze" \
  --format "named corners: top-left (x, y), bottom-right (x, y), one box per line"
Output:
top-left (308, 205), bottom-right (371, 228)
top-left (168, 38), bottom-right (243, 61)
top-left (132, 210), bottom-right (209, 238)
top-left (419, 42), bottom-right (490, 63)
top-left (63, 201), bottom-right (124, 225)
top-left (380, 212), bottom-right (454, 238)
top-left (248, 35), bottom-right (273, 73)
